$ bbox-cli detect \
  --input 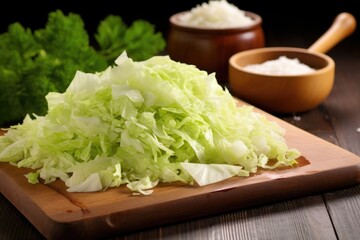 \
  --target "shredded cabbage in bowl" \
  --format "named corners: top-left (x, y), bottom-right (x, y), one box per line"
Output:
top-left (178, 0), bottom-right (255, 28)
top-left (0, 52), bottom-right (300, 195)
